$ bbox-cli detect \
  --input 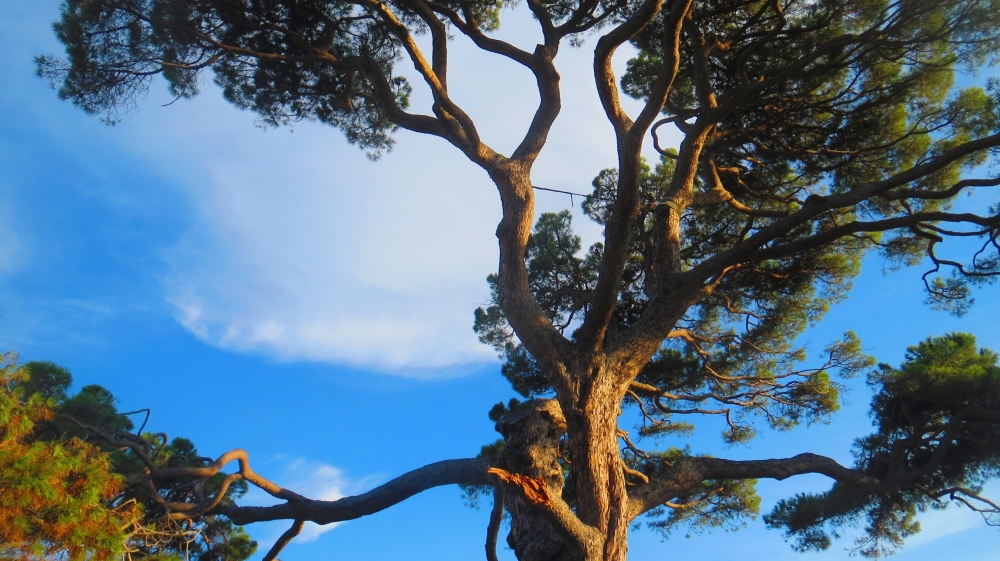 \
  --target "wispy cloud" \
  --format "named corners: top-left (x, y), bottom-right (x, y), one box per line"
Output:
top-left (83, 10), bottom-right (677, 373)
top-left (905, 502), bottom-right (990, 548)
top-left (280, 460), bottom-right (351, 543)
top-left (144, 114), bottom-right (495, 370)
